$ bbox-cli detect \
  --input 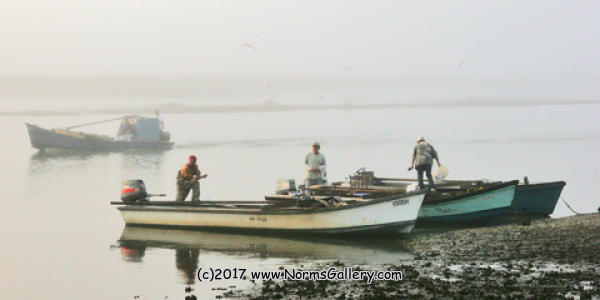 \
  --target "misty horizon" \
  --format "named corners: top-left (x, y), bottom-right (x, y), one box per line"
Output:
top-left (2, 1), bottom-right (600, 105)
top-left (1, 2), bottom-right (599, 81)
